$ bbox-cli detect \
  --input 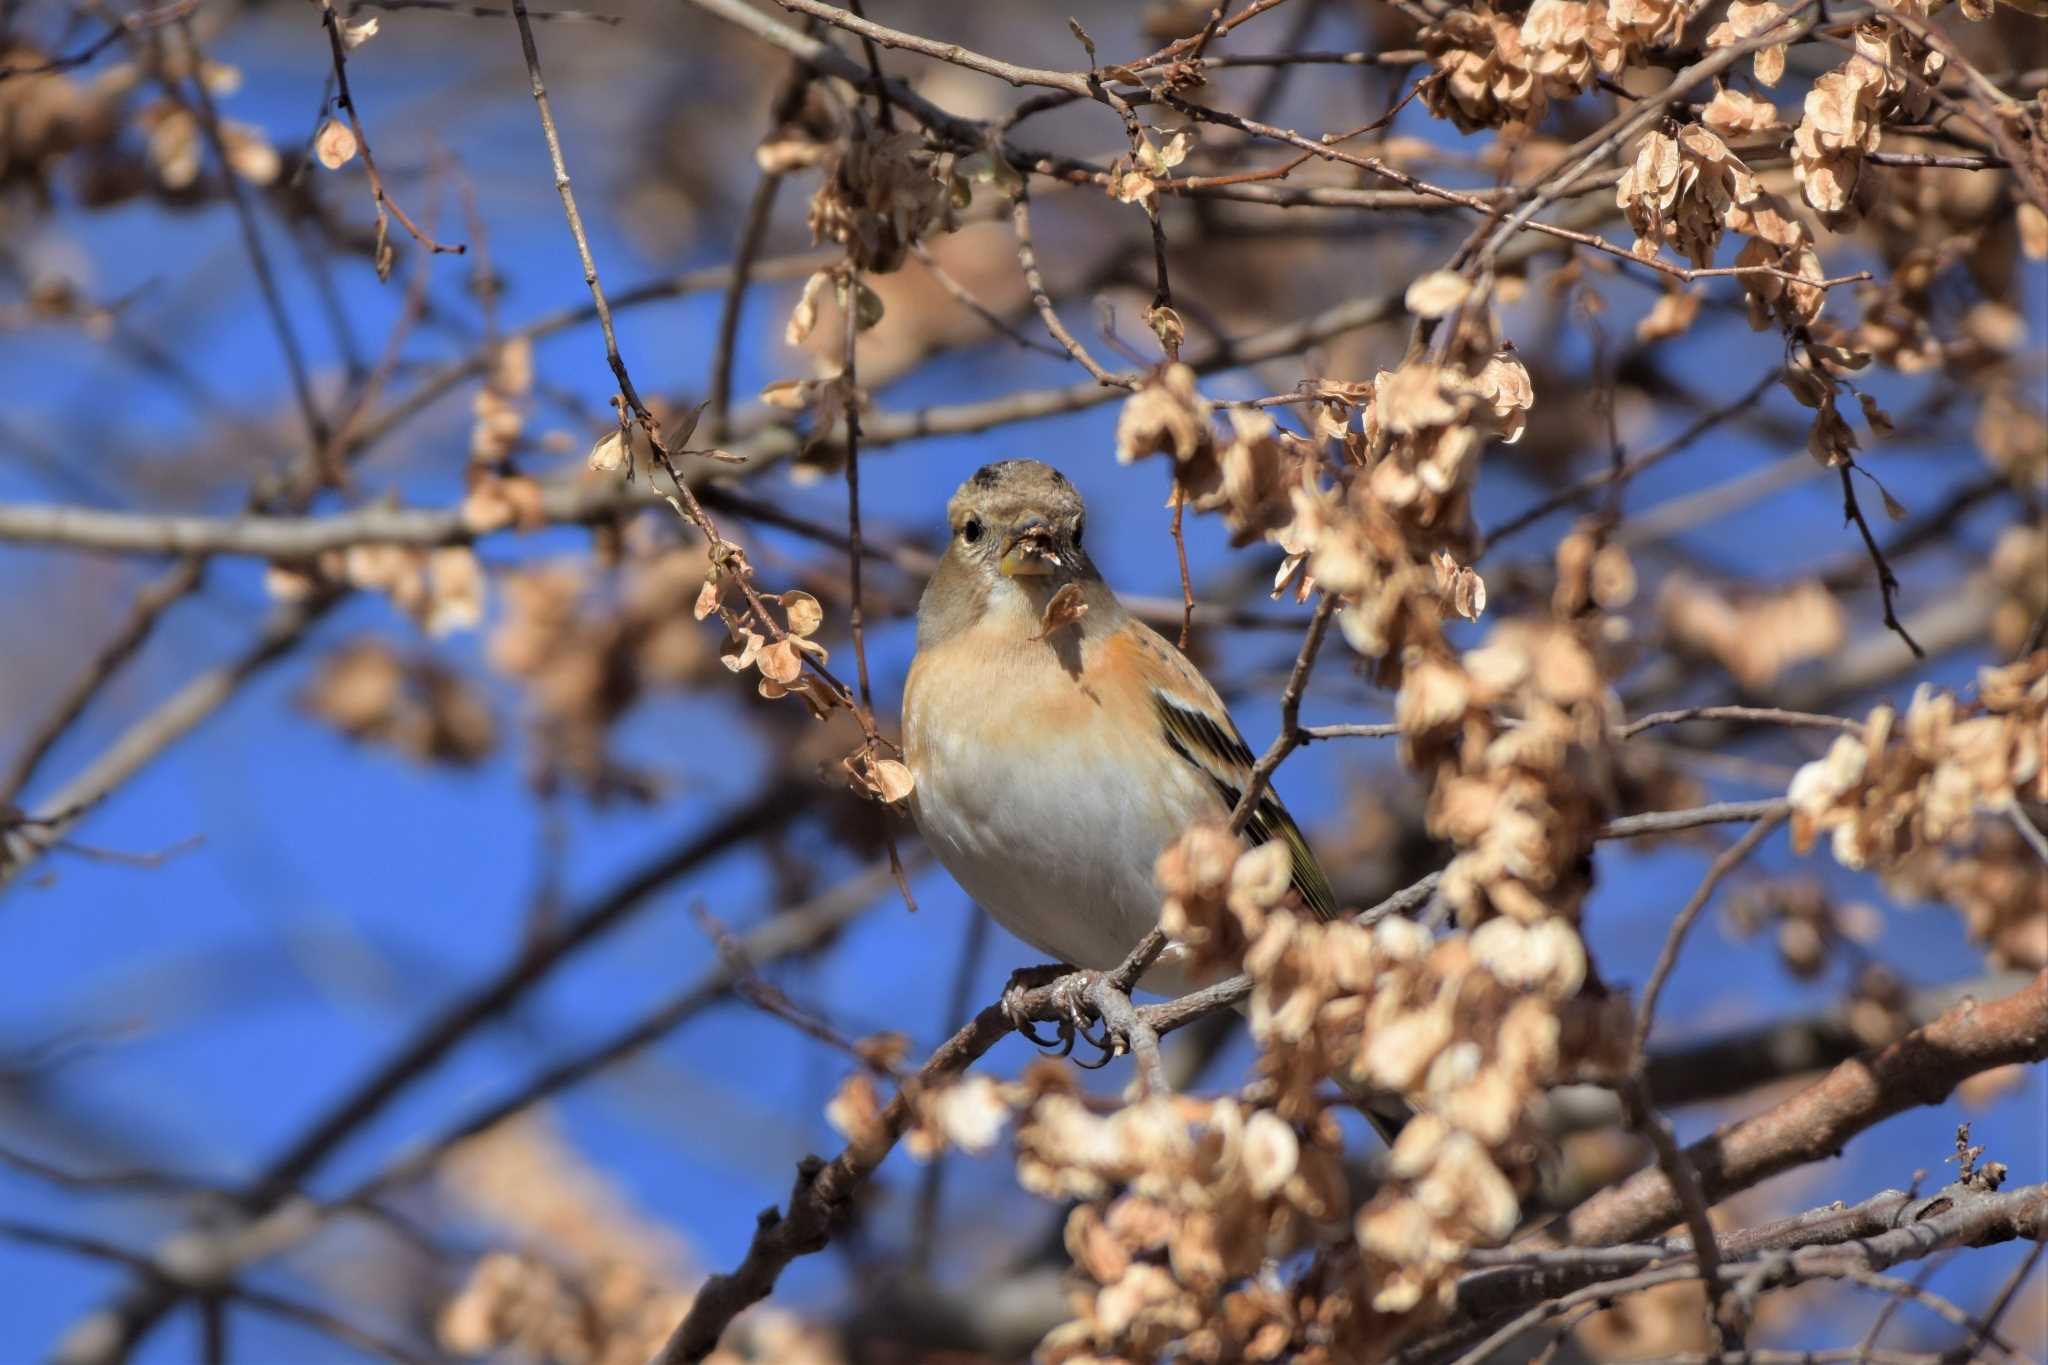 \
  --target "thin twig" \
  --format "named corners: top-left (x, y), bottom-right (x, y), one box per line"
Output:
top-left (1, 594), bottom-right (336, 888)
top-left (348, 858), bottom-right (904, 1202)
top-left (508, 0), bottom-right (646, 416)
top-left (692, 904), bottom-right (907, 1076)
top-left (1300, 721), bottom-right (1404, 742)
top-left (0, 2), bottom-right (198, 77)
top-left (2010, 806), bottom-right (2048, 867)
top-left (836, 262), bottom-right (919, 914)
top-left (1476, 369), bottom-right (1779, 553)
top-left (176, 19), bottom-right (329, 464)
top-left (1601, 799), bottom-right (1790, 839)
top-left (3, 1219), bottom-right (437, 1365)
top-left (910, 242), bottom-right (1065, 358)
top-left (1228, 593), bottom-right (1334, 836)
top-left (1623, 1074), bottom-right (1738, 1348)
top-left (770, 0), bottom-right (1092, 95)
top-left (1634, 813), bottom-right (1786, 1060)
top-left (354, 0), bottom-right (622, 19)
top-left (1009, 190), bottom-right (1128, 385)
top-left (708, 53), bottom-right (819, 437)
top-left (316, 0), bottom-right (466, 268)
top-left (0, 558), bottom-right (204, 804)
top-left (1619, 707), bottom-right (1862, 740)
top-left (1163, 91), bottom-right (1871, 296)
top-left (1170, 481), bottom-right (1195, 651)
top-left (1970, 1237), bottom-right (2048, 1364)
top-left (1839, 462), bottom-right (1925, 658)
